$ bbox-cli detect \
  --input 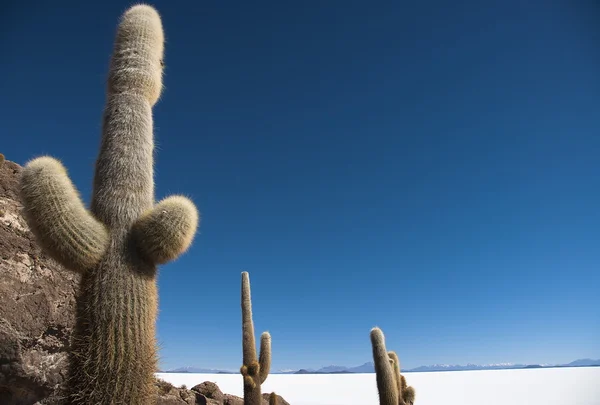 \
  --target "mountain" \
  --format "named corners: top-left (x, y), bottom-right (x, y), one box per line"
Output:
top-left (169, 358), bottom-right (600, 375)
top-left (563, 359), bottom-right (600, 367)
top-left (163, 366), bottom-right (235, 374)
top-left (347, 362), bottom-right (375, 373)
top-left (318, 365), bottom-right (349, 373)
top-left (407, 363), bottom-right (528, 372)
